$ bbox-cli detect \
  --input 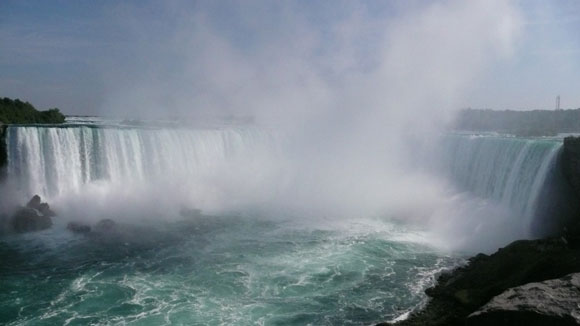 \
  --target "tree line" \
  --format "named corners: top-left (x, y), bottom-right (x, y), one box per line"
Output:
top-left (0, 97), bottom-right (65, 124)
top-left (454, 108), bottom-right (580, 136)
